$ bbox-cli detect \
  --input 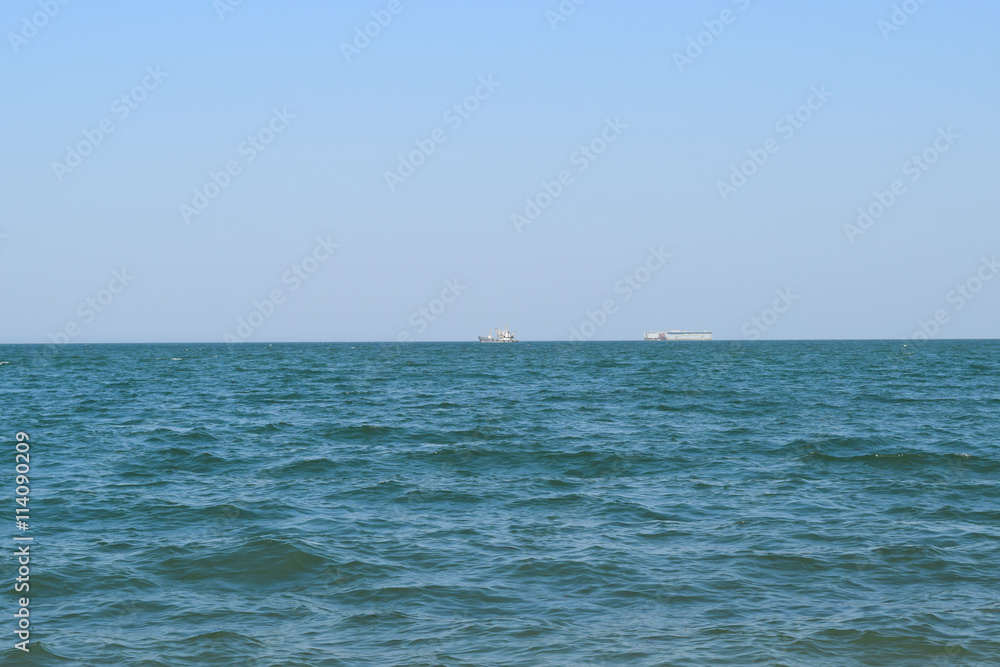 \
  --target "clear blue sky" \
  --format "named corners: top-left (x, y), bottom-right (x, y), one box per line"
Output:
top-left (2, 0), bottom-right (998, 342)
